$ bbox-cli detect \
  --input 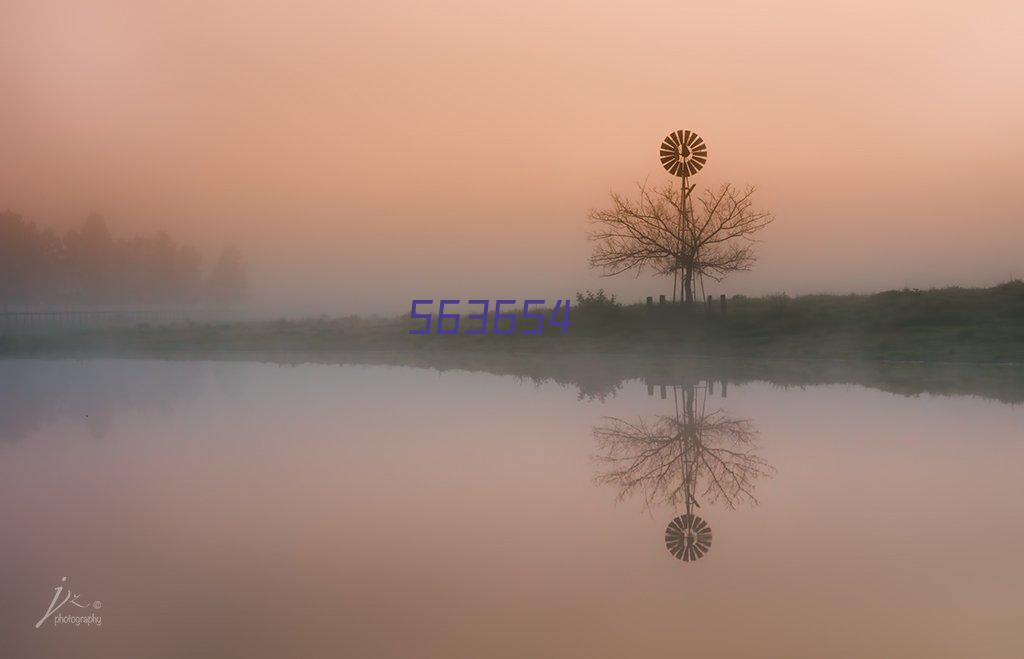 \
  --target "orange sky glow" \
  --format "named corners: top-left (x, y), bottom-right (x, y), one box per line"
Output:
top-left (2, 0), bottom-right (1022, 313)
